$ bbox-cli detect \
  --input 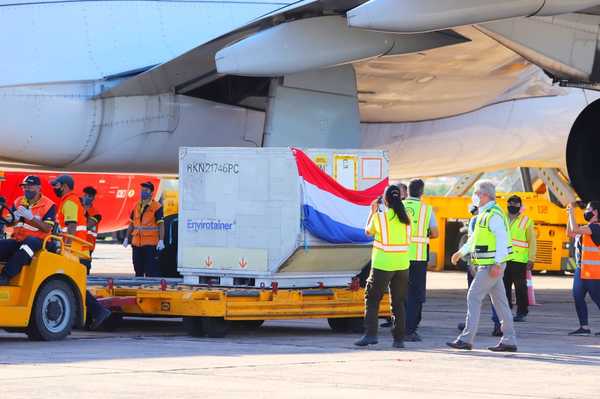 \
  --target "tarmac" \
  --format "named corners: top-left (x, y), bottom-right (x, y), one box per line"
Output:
top-left (1, 243), bottom-right (599, 399)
